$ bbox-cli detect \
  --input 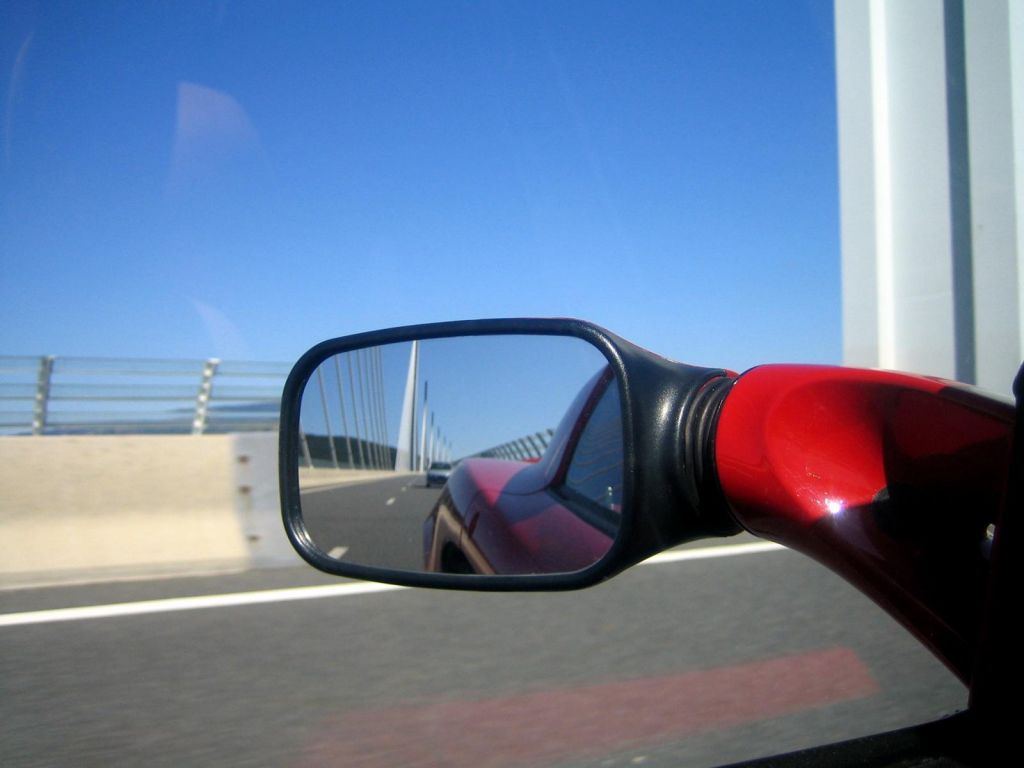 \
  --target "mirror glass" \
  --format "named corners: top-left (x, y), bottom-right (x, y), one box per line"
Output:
top-left (296, 335), bottom-right (624, 576)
